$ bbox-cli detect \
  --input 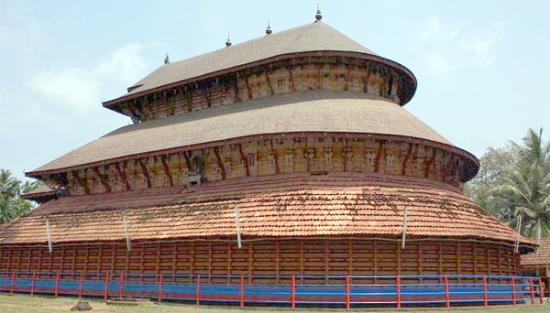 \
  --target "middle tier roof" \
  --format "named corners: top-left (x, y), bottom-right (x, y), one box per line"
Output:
top-left (30, 91), bottom-right (452, 175)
